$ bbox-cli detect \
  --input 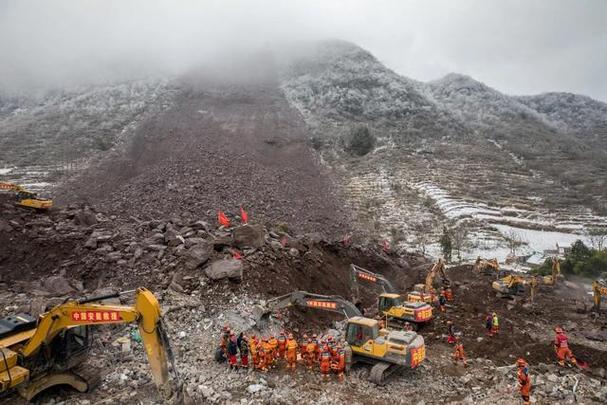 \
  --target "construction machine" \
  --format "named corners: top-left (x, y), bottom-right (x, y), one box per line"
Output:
top-left (254, 291), bottom-right (425, 385)
top-left (407, 259), bottom-right (450, 304)
top-left (350, 264), bottom-right (433, 330)
top-left (0, 182), bottom-right (53, 210)
top-left (492, 275), bottom-right (529, 298)
top-left (0, 288), bottom-right (178, 401)
top-left (542, 257), bottom-right (561, 285)
top-left (592, 280), bottom-right (607, 311)
top-left (473, 257), bottom-right (500, 278)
